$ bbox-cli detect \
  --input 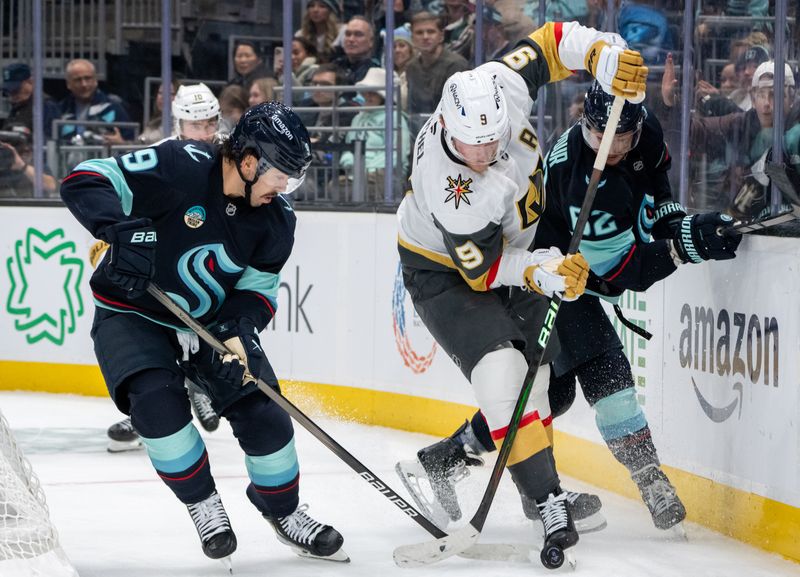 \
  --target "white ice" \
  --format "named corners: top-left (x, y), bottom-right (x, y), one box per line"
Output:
top-left (1, 391), bottom-right (798, 577)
